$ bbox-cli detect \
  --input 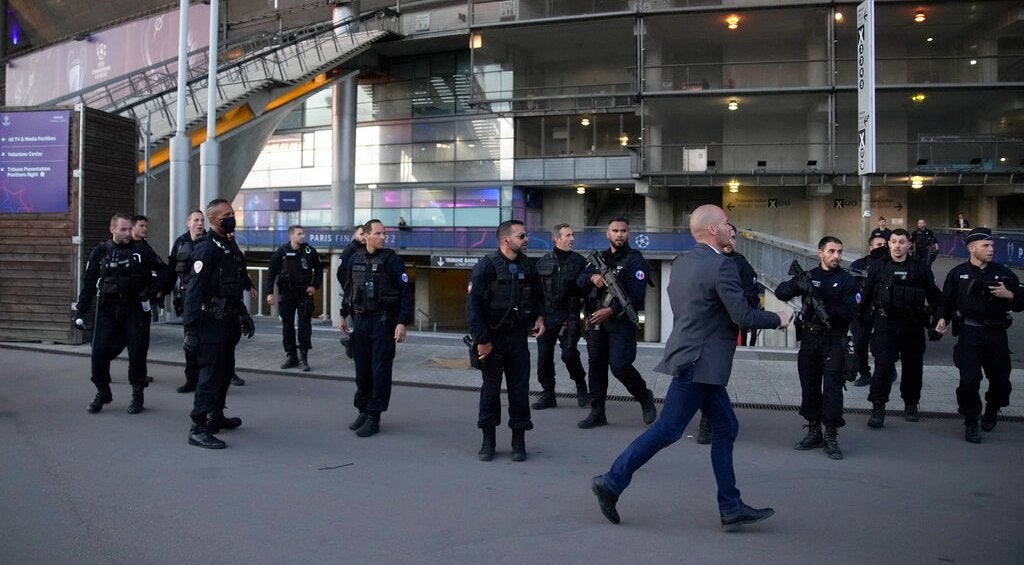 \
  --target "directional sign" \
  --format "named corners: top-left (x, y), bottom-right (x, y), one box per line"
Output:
top-left (857, 0), bottom-right (876, 175)
top-left (431, 255), bottom-right (484, 269)
top-left (0, 110), bottom-right (71, 213)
